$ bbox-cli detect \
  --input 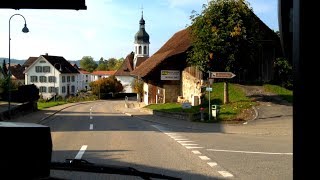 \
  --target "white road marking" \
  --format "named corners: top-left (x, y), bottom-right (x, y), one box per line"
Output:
top-left (192, 150), bottom-right (201, 155)
top-left (173, 139), bottom-right (189, 141)
top-left (199, 156), bottom-right (211, 160)
top-left (181, 143), bottom-right (199, 146)
top-left (89, 124), bottom-right (93, 130)
top-left (164, 133), bottom-right (177, 135)
top-left (207, 149), bottom-right (293, 155)
top-left (169, 135), bottom-right (183, 138)
top-left (90, 116), bottom-right (93, 120)
top-left (185, 146), bottom-right (203, 149)
top-left (75, 145), bottom-right (88, 159)
top-left (218, 171), bottom-right (234, 177)
top-left (207, 162), bottom-right (217, 167)
top-left (177, 140), bottom-right (194, 143)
